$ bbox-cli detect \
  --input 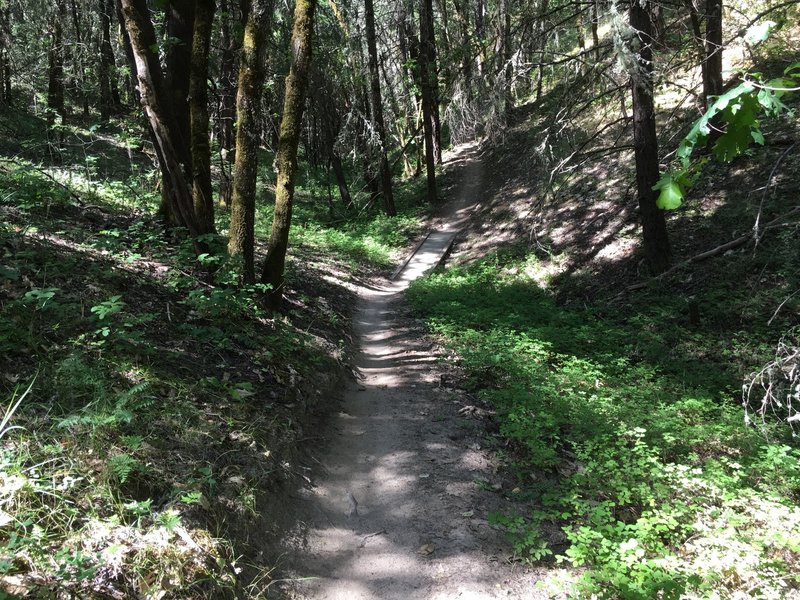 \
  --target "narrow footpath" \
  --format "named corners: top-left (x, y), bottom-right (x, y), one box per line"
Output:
top-left (278, 144), bottom-right (548, 599)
